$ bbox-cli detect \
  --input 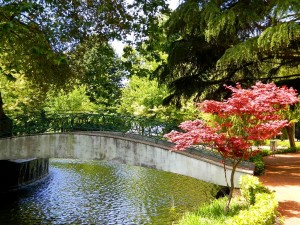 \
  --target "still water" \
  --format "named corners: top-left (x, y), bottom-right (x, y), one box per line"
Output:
top-left (0, 159), bottom-right (220, 225)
